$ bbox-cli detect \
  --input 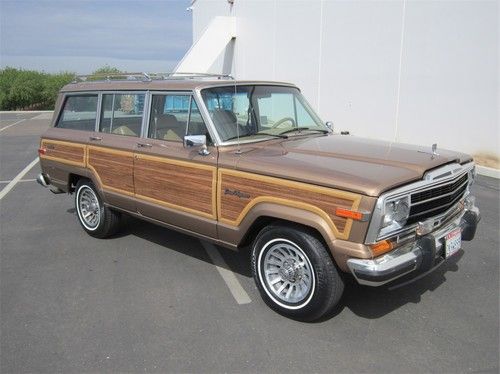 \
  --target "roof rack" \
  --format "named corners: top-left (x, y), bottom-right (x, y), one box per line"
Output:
top-left (72, 72), bottom-right (234, 83)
